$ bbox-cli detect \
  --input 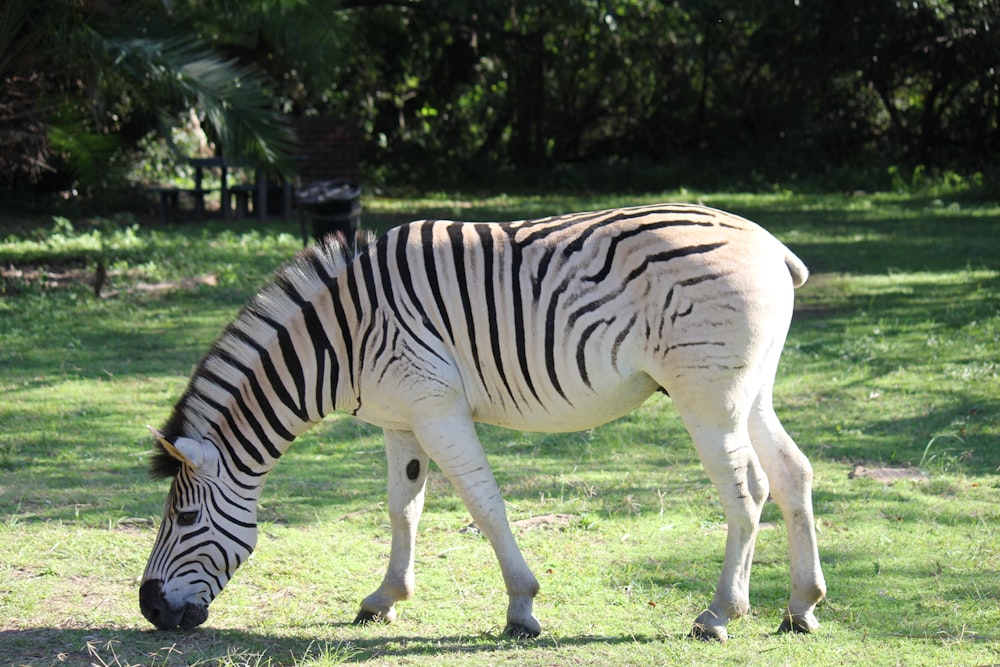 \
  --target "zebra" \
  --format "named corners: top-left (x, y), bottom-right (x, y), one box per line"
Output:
top-left (139, 203), bottom-right (826, 641)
